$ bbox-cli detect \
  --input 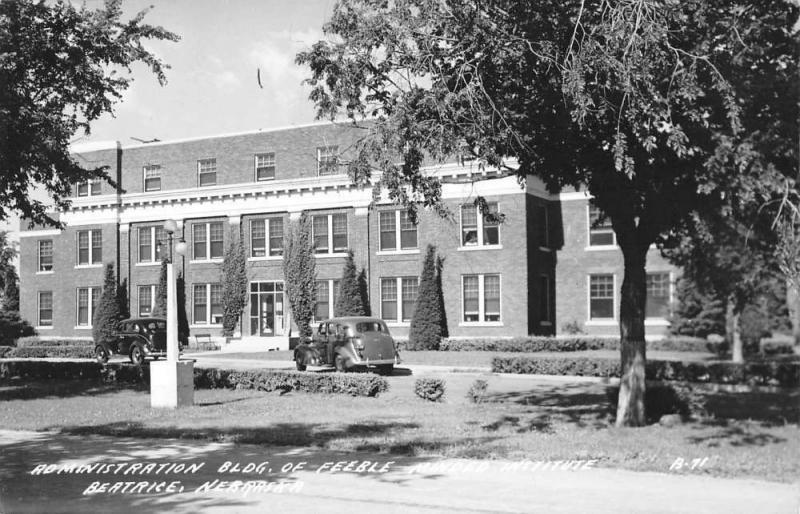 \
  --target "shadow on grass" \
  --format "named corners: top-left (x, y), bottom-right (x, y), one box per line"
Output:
top-left (0, 379), bottom-right (144, 401)
top-left (687, 421), bottom-right (788, 447)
